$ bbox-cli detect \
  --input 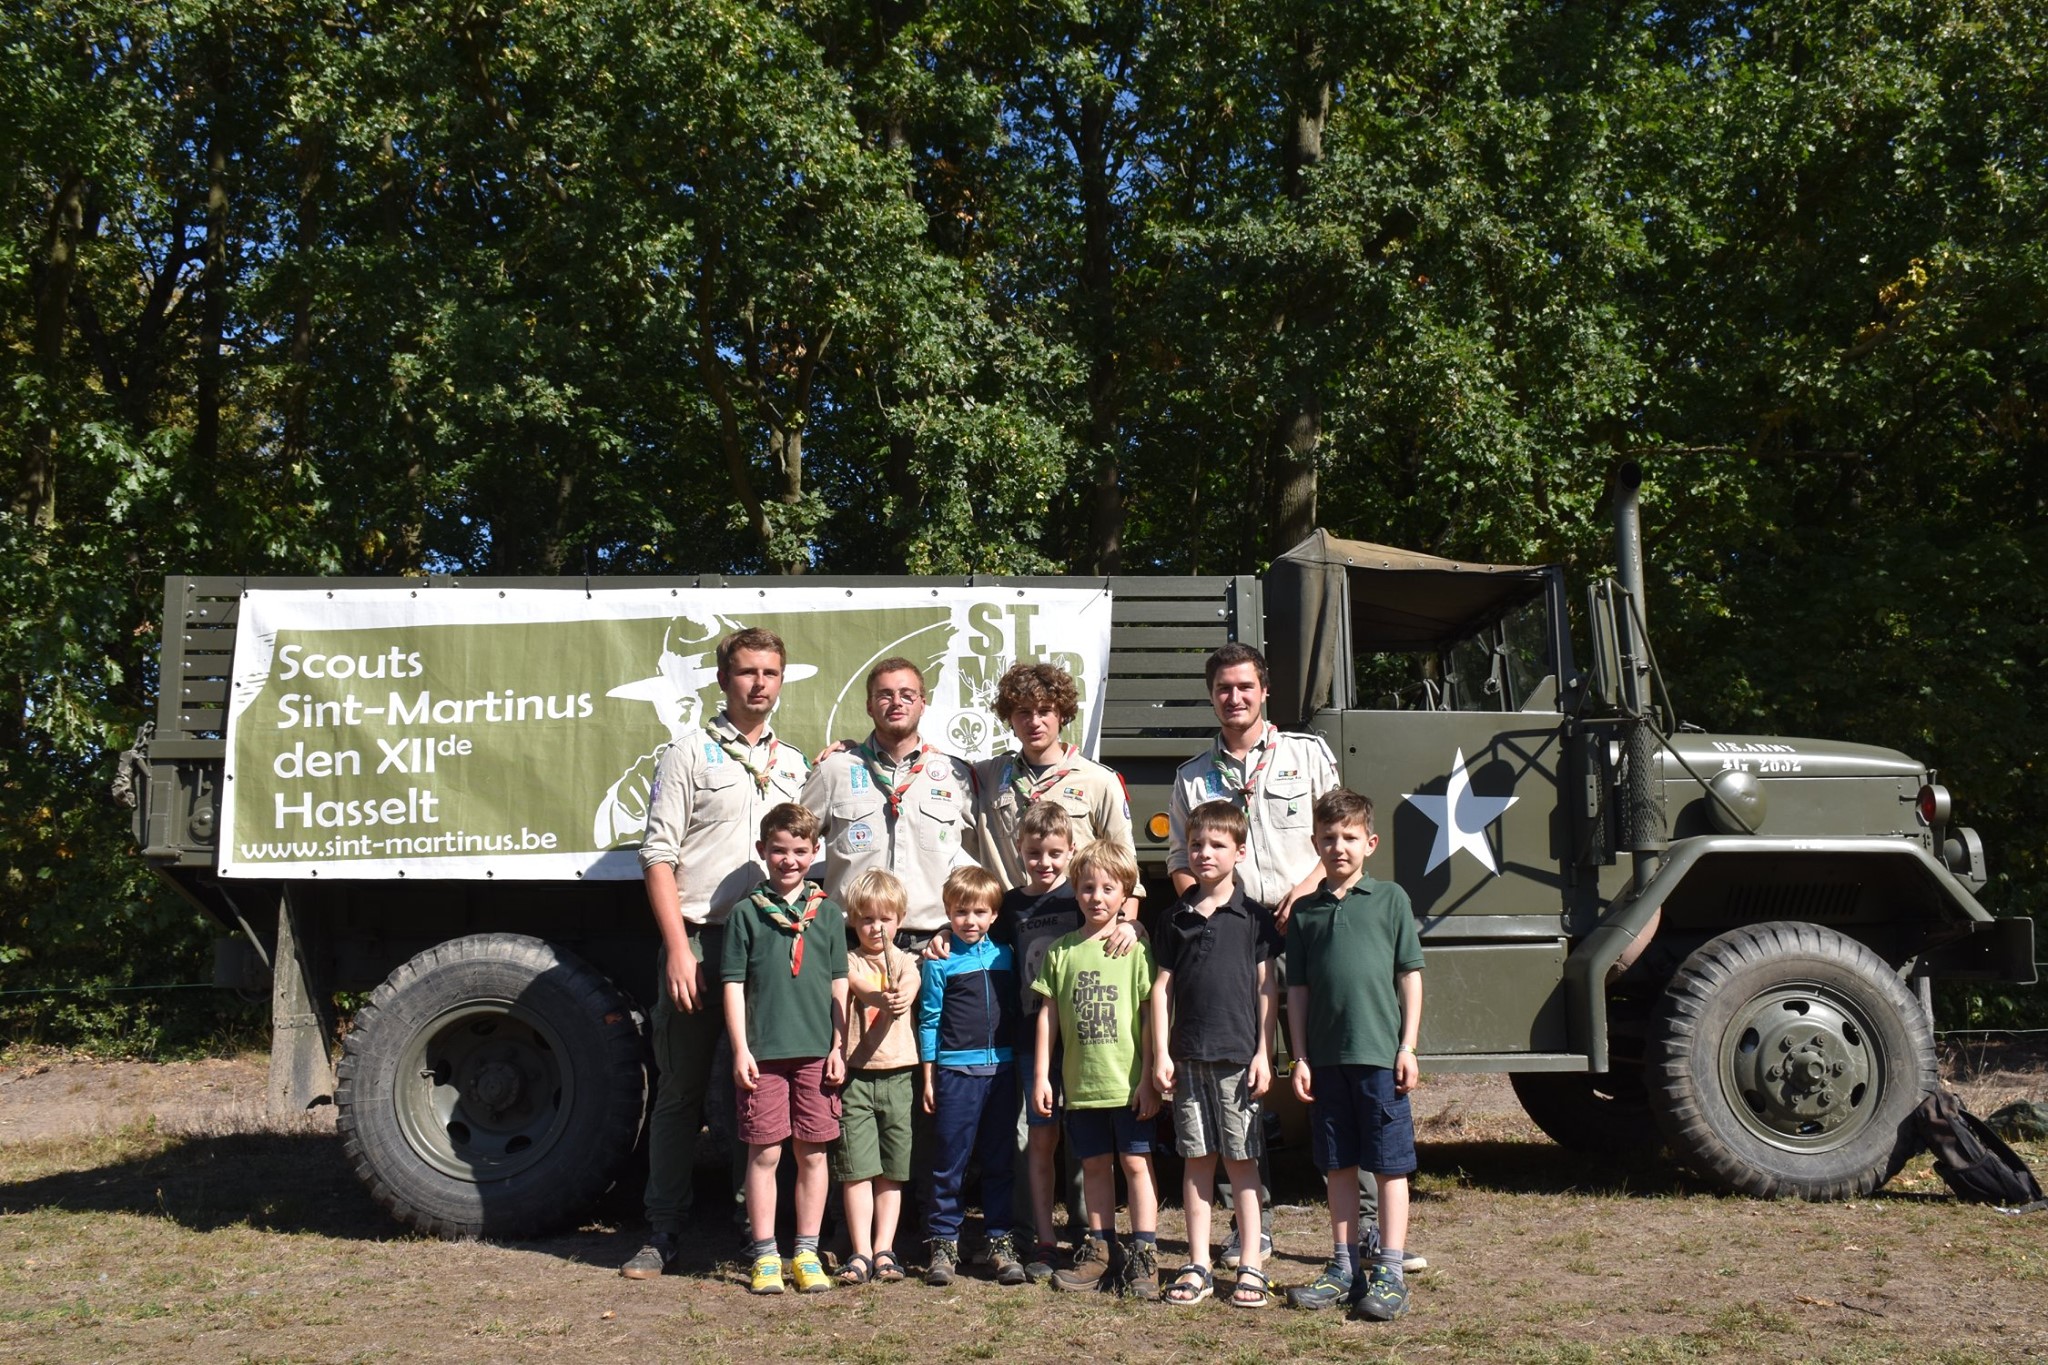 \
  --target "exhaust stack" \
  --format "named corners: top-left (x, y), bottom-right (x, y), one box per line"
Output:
top-left (1613, 461), bottom-right (1666, 887)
